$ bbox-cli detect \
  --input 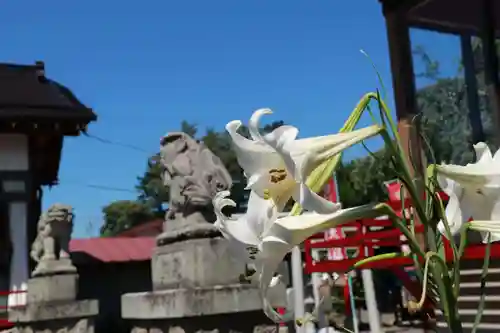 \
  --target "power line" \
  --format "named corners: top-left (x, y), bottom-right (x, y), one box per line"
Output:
top-left (83, 132), bottom-right (153, 154)
top-left (51, 180), bottom-right (139, 194)
top-left (48, 132), bottom-right (158, 193)
top-left (82, 183), bottom-right (139, 193)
